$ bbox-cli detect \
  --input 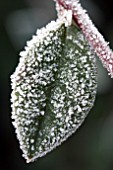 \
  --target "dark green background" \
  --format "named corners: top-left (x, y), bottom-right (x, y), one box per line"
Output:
top-left (0, 0), bottom-right (113, 170)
